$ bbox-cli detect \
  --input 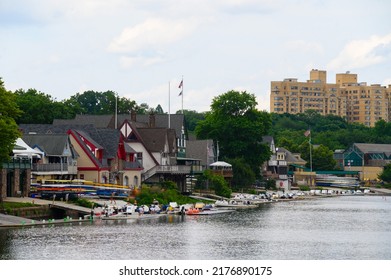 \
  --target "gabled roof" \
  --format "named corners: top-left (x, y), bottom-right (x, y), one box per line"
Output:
top-left (73, 130), bottom-right (103, 150)
top-left (277, 147), bottom-right (306, 165)
top-left (52, 113), bottom-right (186, 137)
top-left (186, 139), bottom-right (214, 166)
top-left (92, 128), bottom-right (120, 159)
top-left (19, 124), bottom-right (119, 160)
top-left (137, 128), bottom-right (177, 153)
top-left (68, 129), bottom-right (105, 168)
top-left (19, 123), bottom-right (97, 135)
top-left (262, 136), bottom-right (274, 145)
top-left (22, 134), bottom-right (69, 156)
top-left (354, 143), bottom-right (391, 154)
top-left (129, 114), bottom-right (185, 137)
top-left (53, 115), bottom-right (114, 128)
